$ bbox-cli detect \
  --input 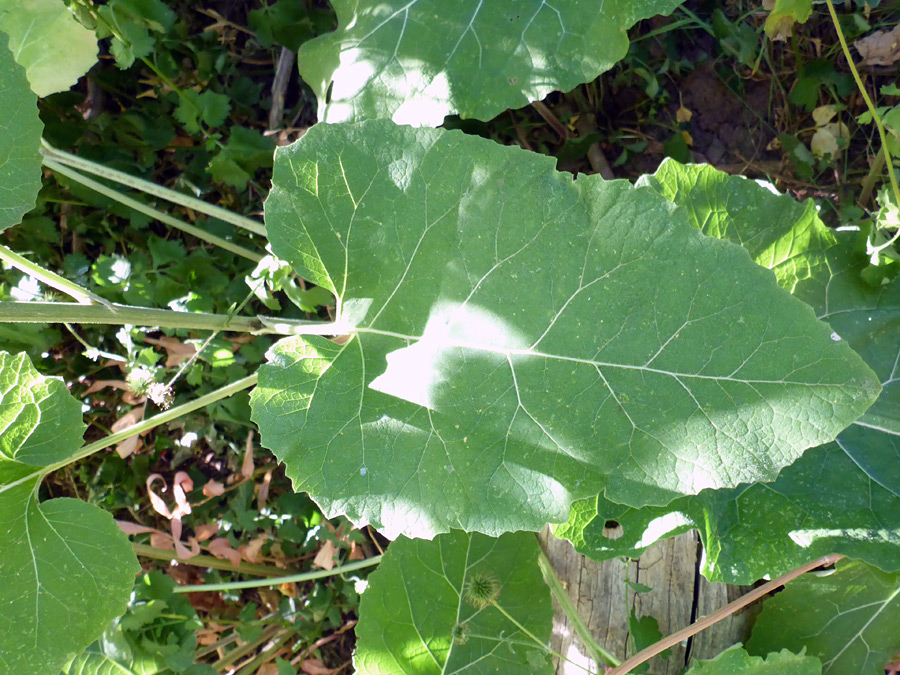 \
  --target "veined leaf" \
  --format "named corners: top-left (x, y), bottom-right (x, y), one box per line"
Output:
top-left (0, 31), bottom-right (43, 233)
top-left (558, 164), bottom-right (900, 584)
top-left (0, 352), bottom-right (139, 674)
top-left (252, 121), bottom-right (879, 539)
top-left (747, 559), bottom-right (900, 675)
top-left (299, 0), bottom-right (686, 125)
top-left (686, 644), bottom-right (821, 674)
top-left (354, 531), bottom-right (552, 674)
top-left (0, 0), bottom-right (98, 97)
